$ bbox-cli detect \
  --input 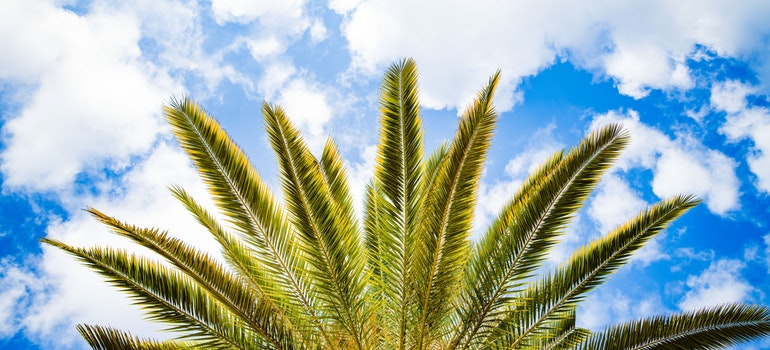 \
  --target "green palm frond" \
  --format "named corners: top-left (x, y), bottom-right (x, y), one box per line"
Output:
top-left (493, 195), bottom-right (699, 349)
top-left (163, 98), bottom-right (317, 334)
top-left (77, 324), bottom-right (195, 350)
top-left (367, 58), bottom-right (424, 350)
top-left (43, 239), bottom-right (280, 349)
top-left (580, 303), bottom-right (770, 350)
top-left (45, 58), bottom-right (770, 350)
top-left (454, 125), bottom-right (628, 349)
top-left (412, 70), bottom-right (501, 349)
top-left (85, 208), bottom-right (305, 347)
top-left (263, 103), bottom-right (369, 349)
